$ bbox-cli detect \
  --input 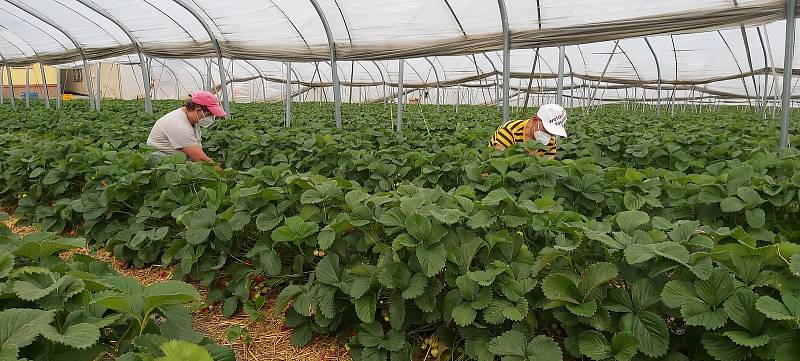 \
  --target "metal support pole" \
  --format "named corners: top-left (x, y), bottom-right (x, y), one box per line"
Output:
top-left (456, 84), bottom-right (460, 112)
top-left (285, 62), bottom-right (292, 127)
top-left (522, 48), bottom-right (540, 115)
top-left (39, 63), bottom-right (50, 109)
top-left (24, 65), bottom-right (30, 108)
top-left (0, 64), bottom-right (3, 105)
top-left (55, 68), bottom-right (61, 109)
top-left (4, 64), bottom-right (14, 109)
top-left (309, 0), bottom-right (342, 128)
top-left (498, 0), bottom-right (510, 121)
top-left (171, 0), bottom-right (229, 117)
top-left (206, 59), bottom-right (212, 91)
top-left (495, 79), bottom-right (500, 109)
top-left (424, 58), bottom-right (441, 112)
top-left (5, 0), bottom-right (92, 111)
top-left (780, 0), bottom-right (797, 149)
top-left (643, 38), bottom-right (662, 117)
top-left (141, 55), bottom-right (152, 114)
top-left (740, 26), bottom-right (761, 114)
top-left (565, 55), bottom-right (575, 110)
top-left (229, 61), bottom-right (235, 103)
top-left (588, 41), bottom-right (620, 110)
top-left (556, 46), bottom-right (566, 106)
top-left (763, 25), bottom-right (781, 119)
top-left (396, 60), bottom-right (404, 132)
top-left (756, 27), bottom-right (770, 120)
top-left (77, 0), bottom-right (152, 113)
top-left (95, 63), bottom-right (102, 111)
top-left (83, 62), bottom-right (95, 111)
